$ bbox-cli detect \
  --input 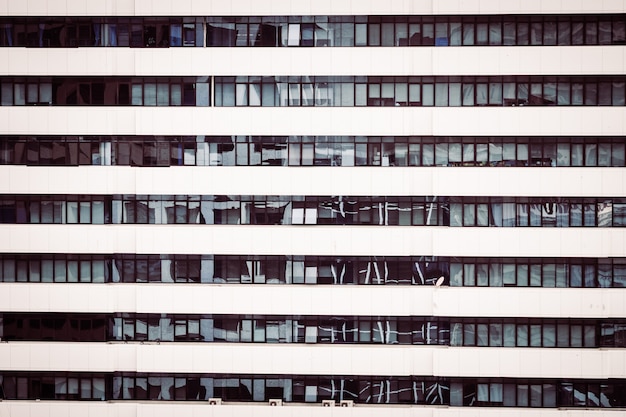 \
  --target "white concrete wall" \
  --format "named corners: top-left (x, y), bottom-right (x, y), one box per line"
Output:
top-left (1, 225), bottom-right (625, 258)
top-left (1, 107), bottom-right (625, 137)
top-left (1, 0), bottom-right (625, 16)
top-left (0, 401), bottom-right (623, 417)
top-left (0, 342), bottom-right (623, 379)
top-left (1, 47), bottom-right (624, 77)
top-left (2, 166), bottom-right (625, 198)
top-left (0, 284), bottom-right (624, 318)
